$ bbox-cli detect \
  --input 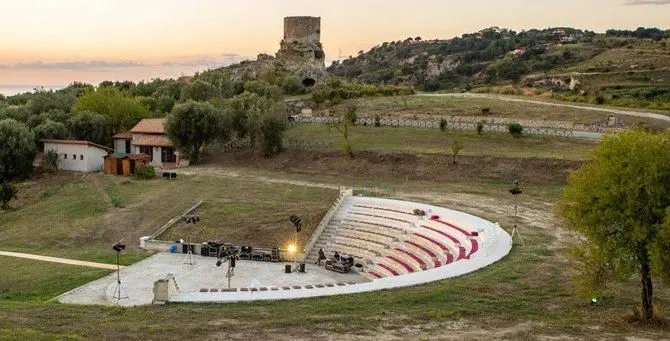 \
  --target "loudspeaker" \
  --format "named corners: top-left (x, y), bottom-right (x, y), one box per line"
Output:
top-left (285, 264), bottom-right (291, 273)
top-left (298, 263), bottom-right (306, 273)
